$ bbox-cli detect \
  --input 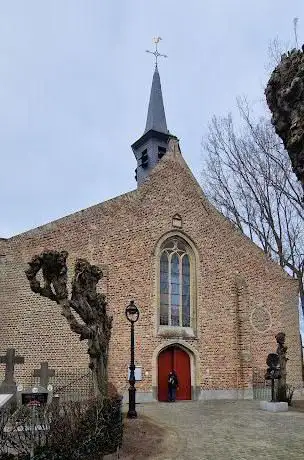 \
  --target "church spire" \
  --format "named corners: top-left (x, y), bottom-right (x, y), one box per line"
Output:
top-left (131, 38), bottom-right (176, 187)
top-left (144, 38), bottom-right (168, 134)
top-left (144, 66), bottom-right (168, 134)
